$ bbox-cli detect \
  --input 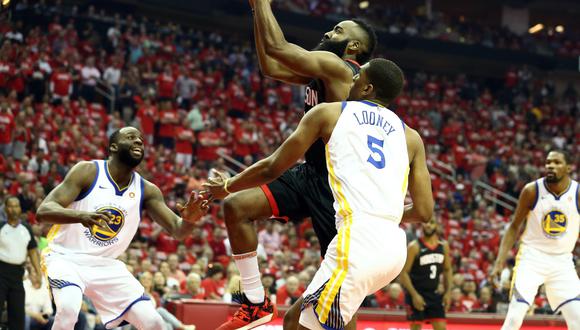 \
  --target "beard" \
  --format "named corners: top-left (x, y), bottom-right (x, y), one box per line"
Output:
top-left (313, 38), bottom-right (350, 58)
top-left (118, 145), bottom-right (144, 168)
top-left (545, 172), bottom-right (561, 183)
